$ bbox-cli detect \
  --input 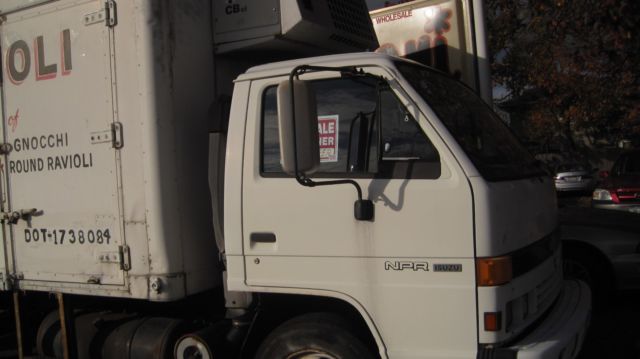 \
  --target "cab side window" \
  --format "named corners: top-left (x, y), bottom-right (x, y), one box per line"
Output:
top-left (261, 77), bottom-right (440, 179)
top-left (377, 89), bottom-right (440, 178)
